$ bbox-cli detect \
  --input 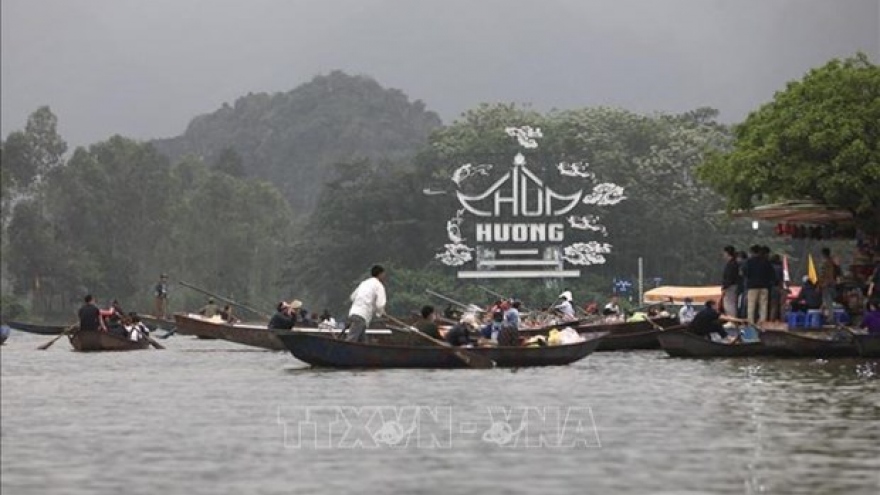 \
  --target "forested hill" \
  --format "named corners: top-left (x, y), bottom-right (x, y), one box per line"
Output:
top-left (152, 71), bottom-right (443, 212)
